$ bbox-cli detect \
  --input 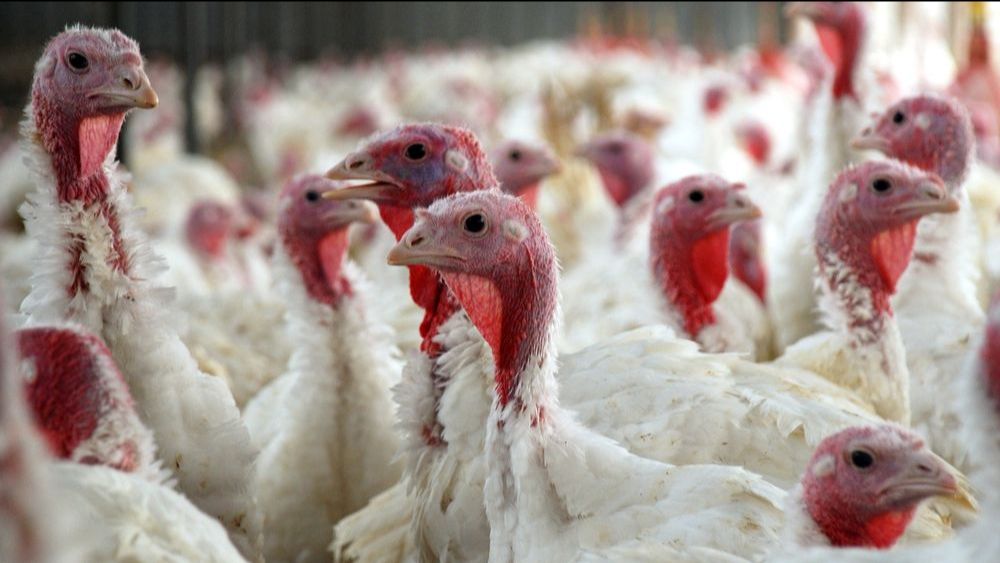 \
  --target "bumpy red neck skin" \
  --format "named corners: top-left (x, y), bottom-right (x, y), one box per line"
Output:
top-left (33, 95), bottom-right (124, 205)
top-left (441, 247), bottom-right (557, 410)
top-left (281, 226), bottom-right (353, 307)
top-left (597, 169), bottom-right (631, 209)
top-left (651, 227), bottom-right (730, 339)
top-left (18, 329), bottom-right (139, 472)
top-left (805, 485), bottom-right (916, 549)
top-left (816, 213), bottom-right (915, 330)
top-left (33, 94), bottom-right (131, 295)
top-left (378, 204), bottom-right (458, 355)
top-left (815, 9), bottom-right (864, 101)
